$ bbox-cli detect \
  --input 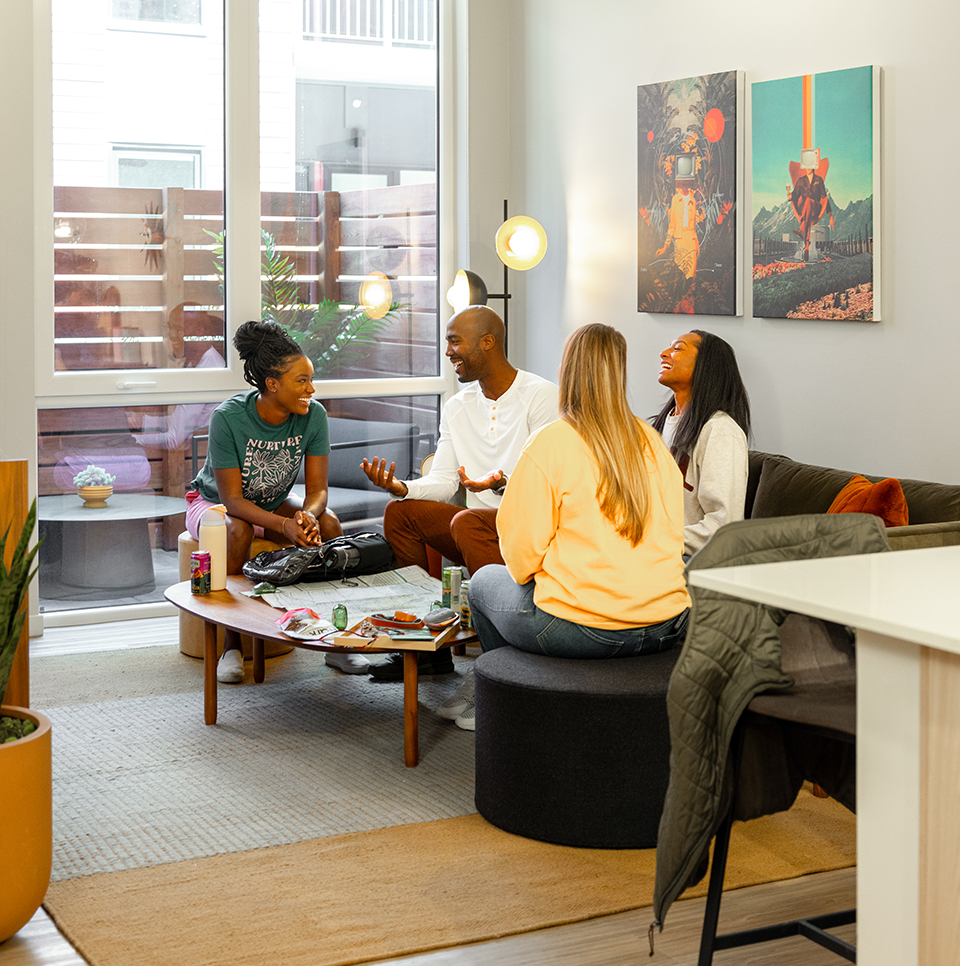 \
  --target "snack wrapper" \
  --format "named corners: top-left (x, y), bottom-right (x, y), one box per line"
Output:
top-left (274, 607), bottom-right (333, 640)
